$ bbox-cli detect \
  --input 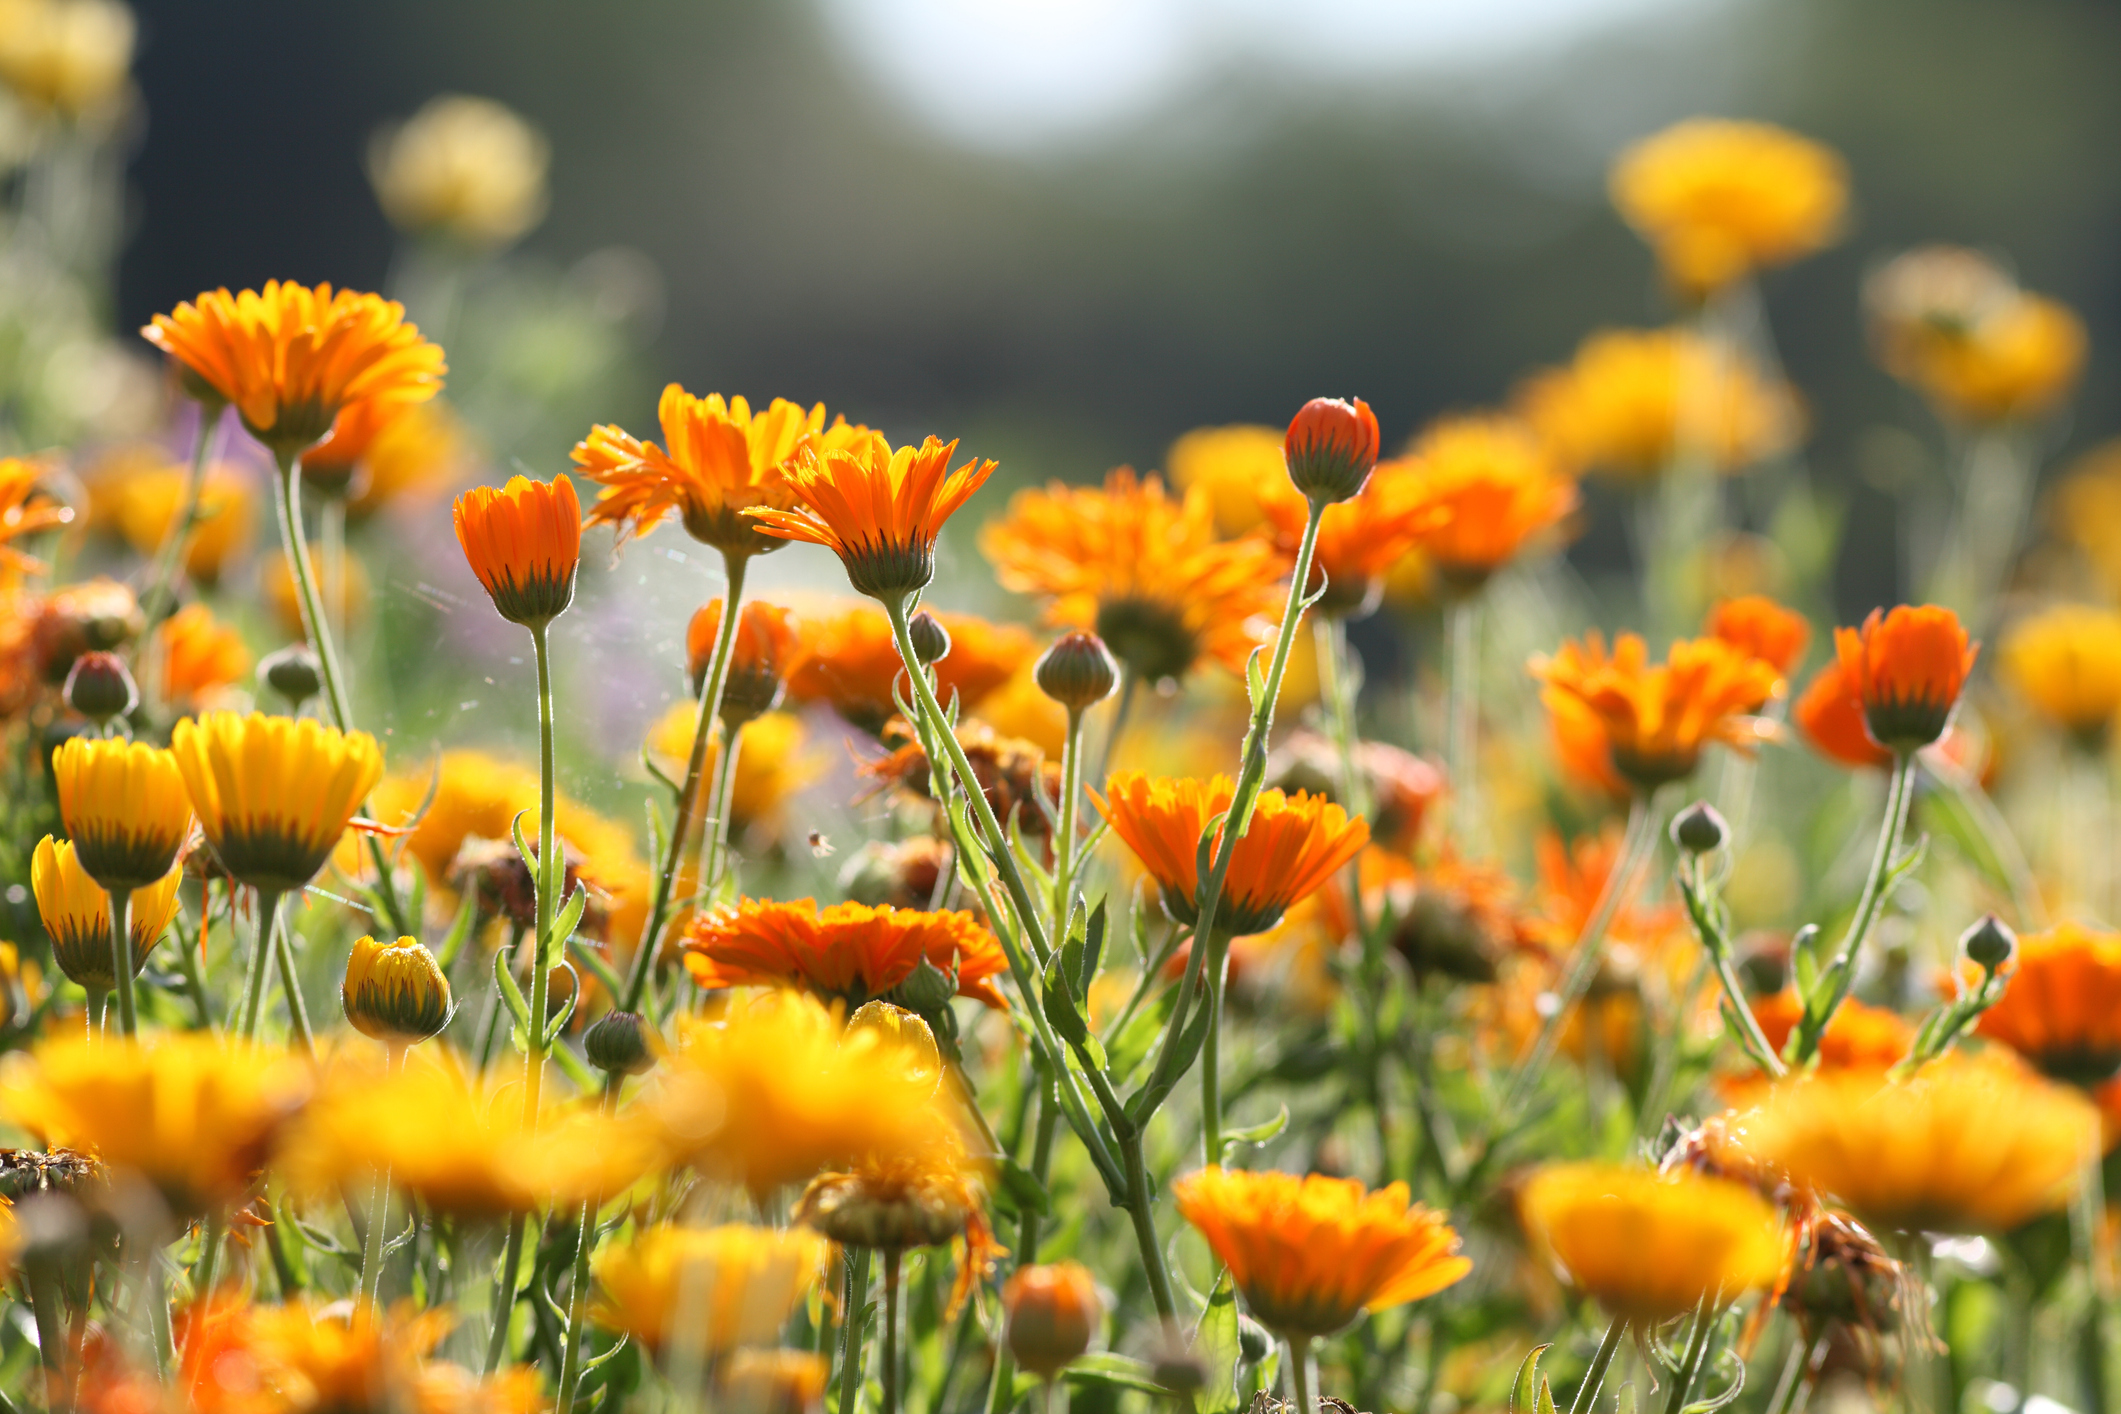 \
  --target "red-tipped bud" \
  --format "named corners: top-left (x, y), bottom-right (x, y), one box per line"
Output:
top-left (1284, 396), bottom-right (1380, 505)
